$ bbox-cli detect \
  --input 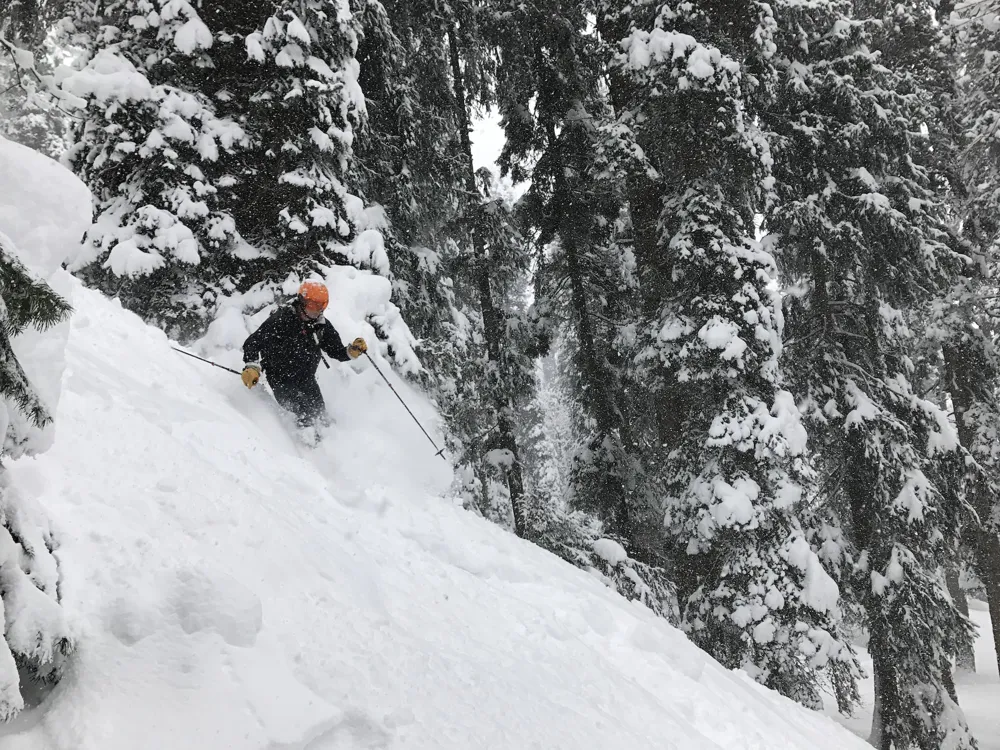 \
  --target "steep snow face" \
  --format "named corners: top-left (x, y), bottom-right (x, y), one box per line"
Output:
top-left (0, 282), bottom-right (876, 750)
